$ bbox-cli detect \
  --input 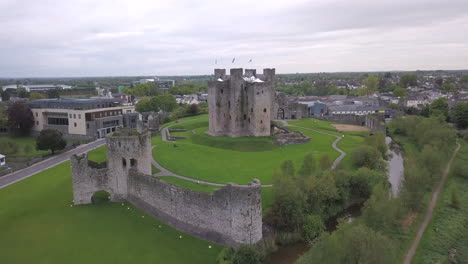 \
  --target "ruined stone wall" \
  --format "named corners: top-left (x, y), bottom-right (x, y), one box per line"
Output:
top-left (208, 68), bottom-right (276, 137)
top-left (127, 171), bottom-right (262, 246)
top-left (71, 154), bottom-right (111, 205)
